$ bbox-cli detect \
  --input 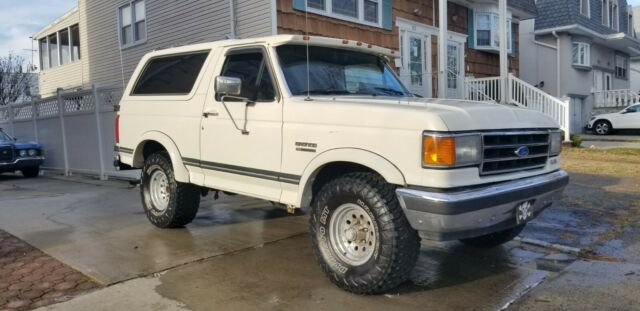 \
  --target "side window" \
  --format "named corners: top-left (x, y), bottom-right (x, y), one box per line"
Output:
top-left (219, 52), bottom-right (276, 102)
top-left (132, 51), bottom-right (209, 95)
